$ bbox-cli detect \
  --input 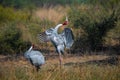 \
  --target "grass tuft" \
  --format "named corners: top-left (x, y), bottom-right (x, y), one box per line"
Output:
top-left (0, 55), bottom-right (120, 80)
